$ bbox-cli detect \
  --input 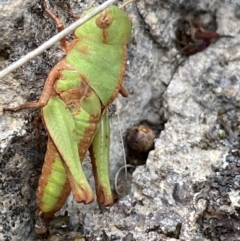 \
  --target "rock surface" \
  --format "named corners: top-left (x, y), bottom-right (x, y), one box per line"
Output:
top-left (1, 0), bottom-right (240, 240)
